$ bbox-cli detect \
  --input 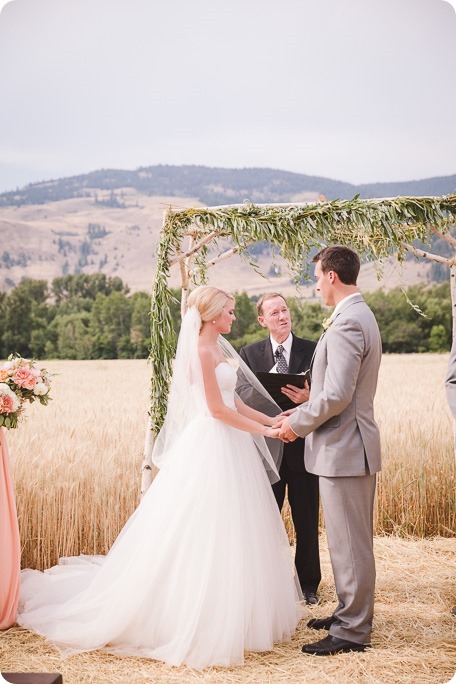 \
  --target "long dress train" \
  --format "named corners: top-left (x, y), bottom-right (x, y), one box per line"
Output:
top-left (17, 363), bottom-right (303, 668)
